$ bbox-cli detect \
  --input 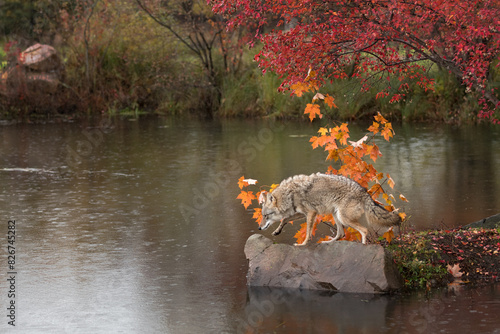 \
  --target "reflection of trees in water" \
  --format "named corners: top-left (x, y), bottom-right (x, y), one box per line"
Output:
top-left (447, 126), bottom-right (497, 220)
top-left (374, 124), bottom-right (500, 229)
